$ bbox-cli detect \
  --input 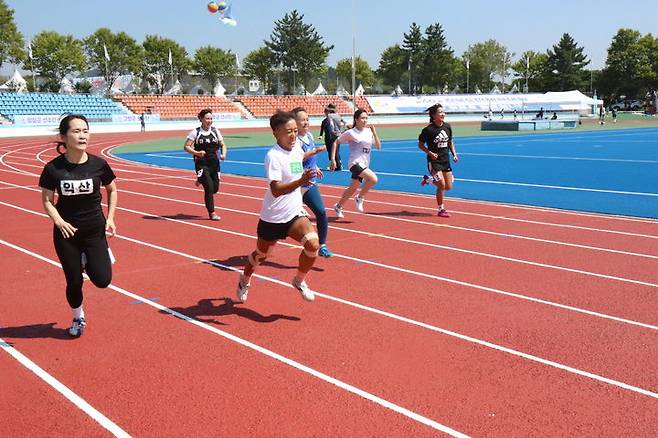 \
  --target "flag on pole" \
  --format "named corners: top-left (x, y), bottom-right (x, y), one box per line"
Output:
top-left (466, 58), bottom-right (469, 70)
top-left (28, 43), bottom-right (33, 60)
top-left (526, 56), bottom-right (529, 70)
top-left (235, 52), bottom-right (240, 70)
top-left (168, 48), bottom-right (172, 66)
top-left (103, 44), bottom-right (110, 62)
